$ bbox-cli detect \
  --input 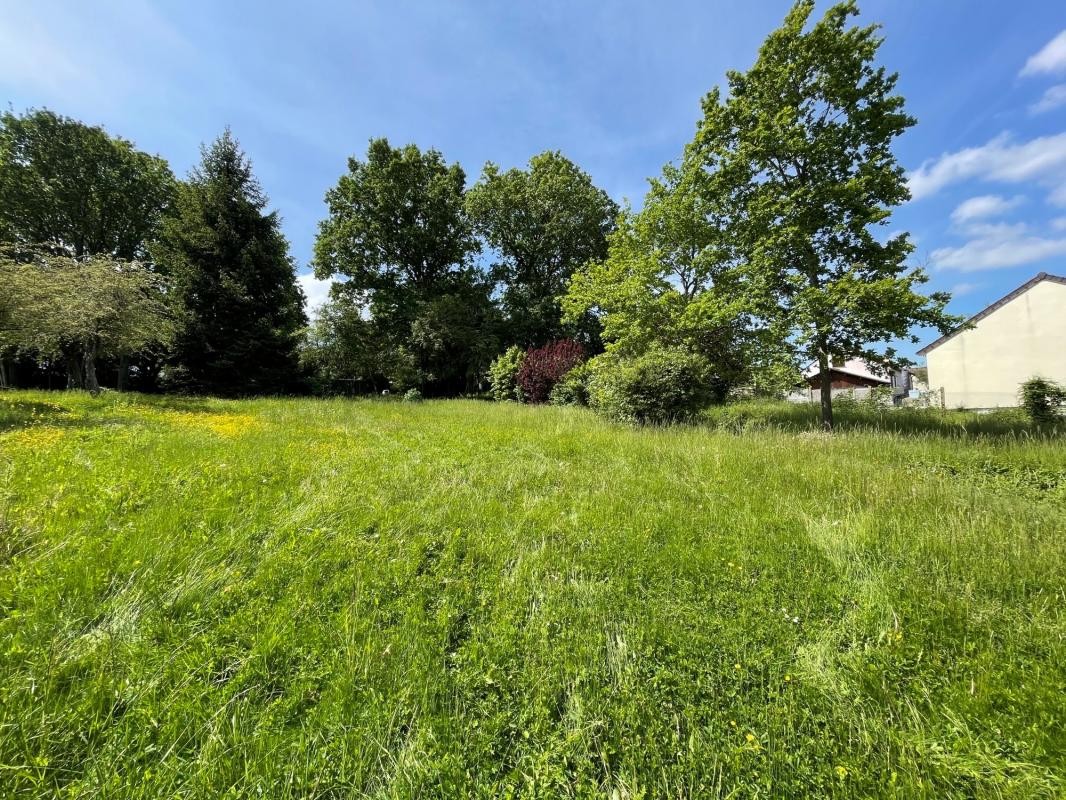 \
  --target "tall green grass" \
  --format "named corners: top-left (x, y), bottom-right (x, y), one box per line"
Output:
top-left (1, 391), bottom-right (1064, 798)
